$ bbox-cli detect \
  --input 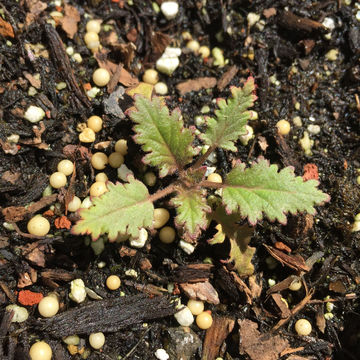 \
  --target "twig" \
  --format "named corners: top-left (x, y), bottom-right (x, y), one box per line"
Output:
top-left (122, 326), bottom-right (152, 359)
top-left (272, 289), bottom-right (314, 331)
